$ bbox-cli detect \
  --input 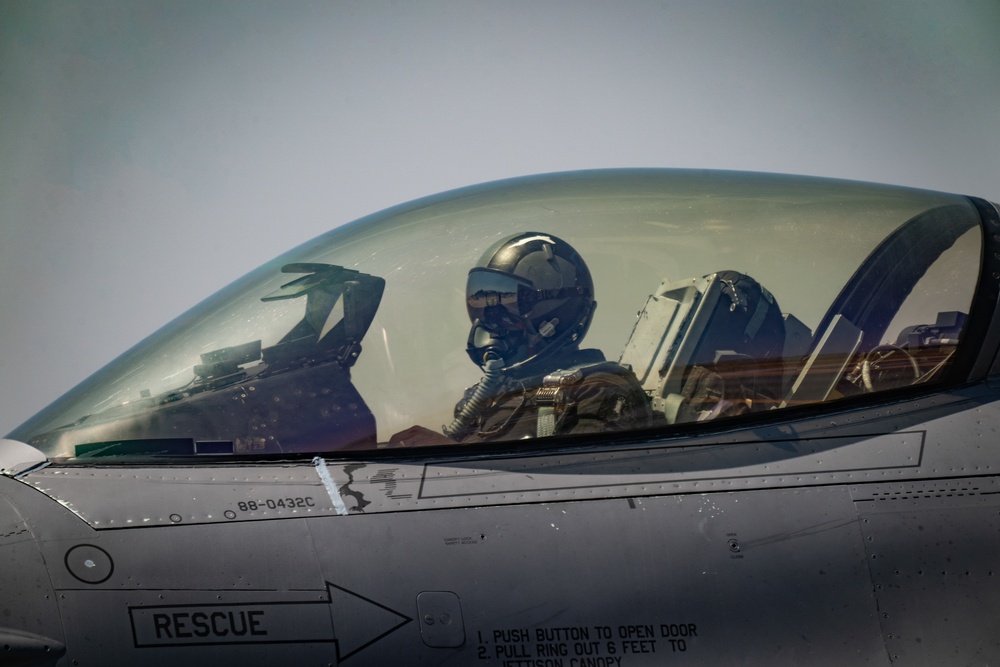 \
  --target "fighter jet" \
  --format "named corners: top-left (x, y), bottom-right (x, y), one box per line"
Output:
top-left (2, 169), bottom-right (998, 666)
